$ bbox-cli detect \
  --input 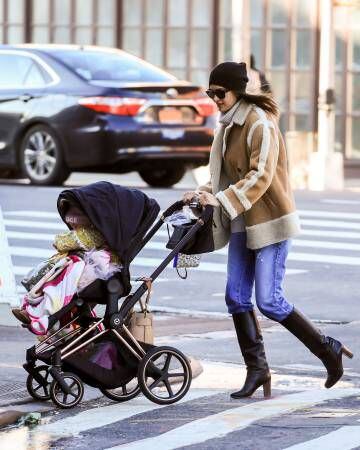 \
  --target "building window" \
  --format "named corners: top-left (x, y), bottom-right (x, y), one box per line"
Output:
top-left (31, 0), bottom-right (116, 47)
top-left (218, 0), bottom-right (232, 62)
top-left (121, 0), bottom-right (213, 85)
top-left (0, 0), bottom-right (25, 44)
top-left (335, 4), bottom-right (360, 160)
top-left (250, 0), bottom-right (316, 133)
